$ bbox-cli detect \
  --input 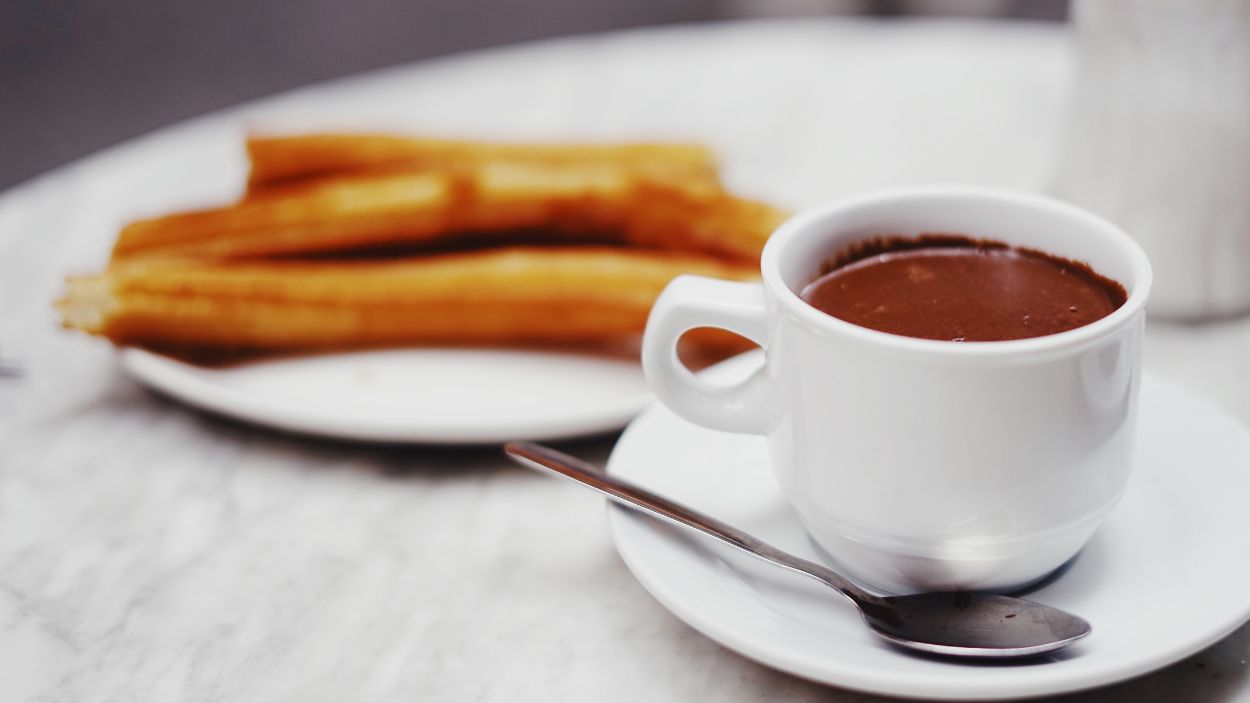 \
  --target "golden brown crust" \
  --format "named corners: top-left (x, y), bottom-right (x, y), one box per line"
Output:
top-left (112, 163), bottom-right (786, 264)
top-left (245, 133), bottom-right (719, 191)
top-left (113, 172), bottom-right (454, 260)
top-left (60, 247), bottom-right (759, 351)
